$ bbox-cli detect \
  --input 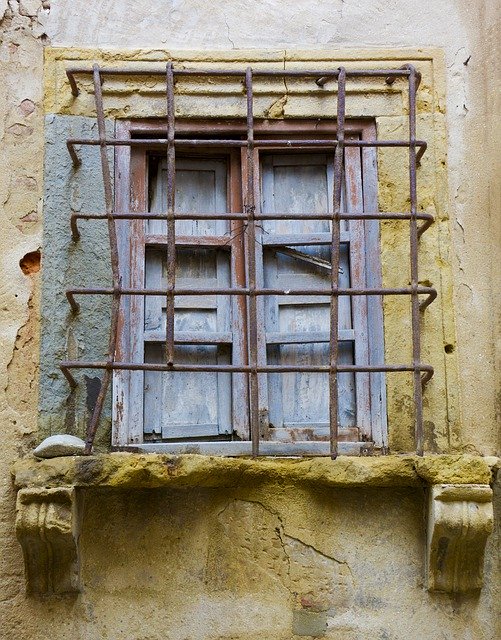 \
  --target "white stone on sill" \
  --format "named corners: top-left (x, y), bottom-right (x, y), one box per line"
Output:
top-left (33, 435), bottom-right (86, 458)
